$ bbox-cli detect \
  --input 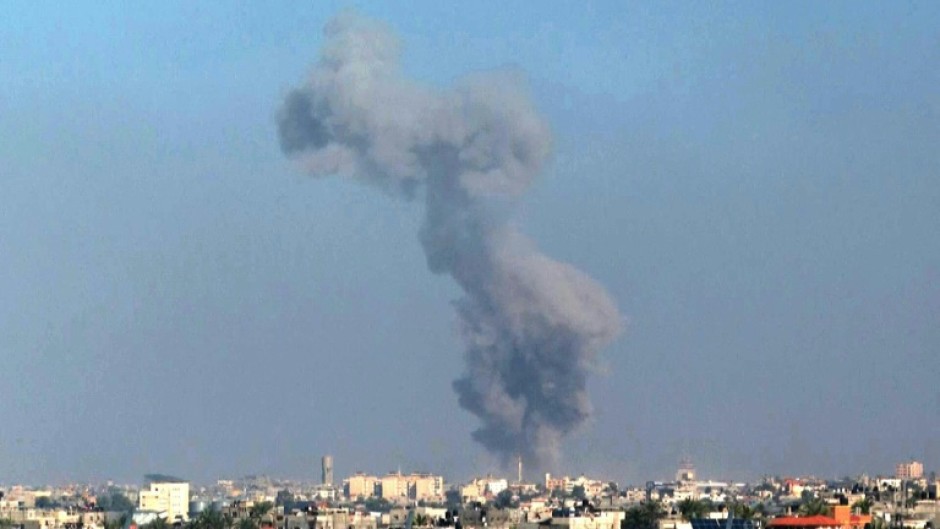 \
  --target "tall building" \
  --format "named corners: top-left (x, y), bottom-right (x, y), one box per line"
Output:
top-left (322, 455), bottom-right (334, 486)
top-left (138, 480), bottom-right (190, 523)
top-left (895, 460), bottom-right (924, 480)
